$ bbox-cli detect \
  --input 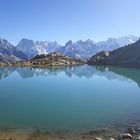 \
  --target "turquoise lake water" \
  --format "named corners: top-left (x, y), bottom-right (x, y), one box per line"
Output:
top-left (0, 65), bottom-right (140, 131)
